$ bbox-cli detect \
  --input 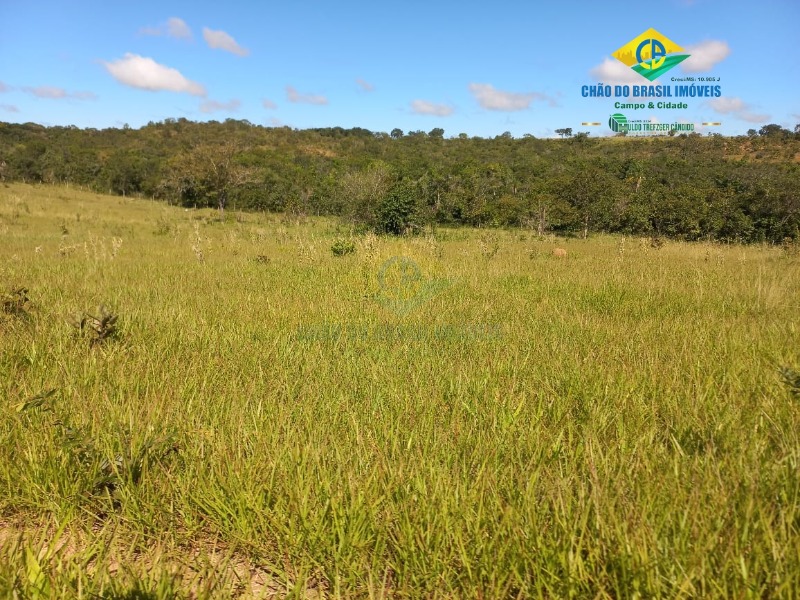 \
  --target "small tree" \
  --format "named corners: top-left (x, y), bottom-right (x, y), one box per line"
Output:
top-left (161, 142), bottom-right (256, 216)
top-left (337, 161), bottom-right (394, 229)
top-left (377, 180), bottom-right (421, 235)
top-left (759, 124), bottom-right (790, 138)
top-left (555, 128), bottom-right (573, 138)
